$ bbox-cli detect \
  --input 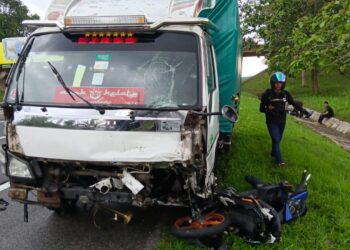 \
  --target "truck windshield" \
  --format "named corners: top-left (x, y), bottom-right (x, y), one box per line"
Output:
top-left (7, 32), bottom-right (199, 109)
